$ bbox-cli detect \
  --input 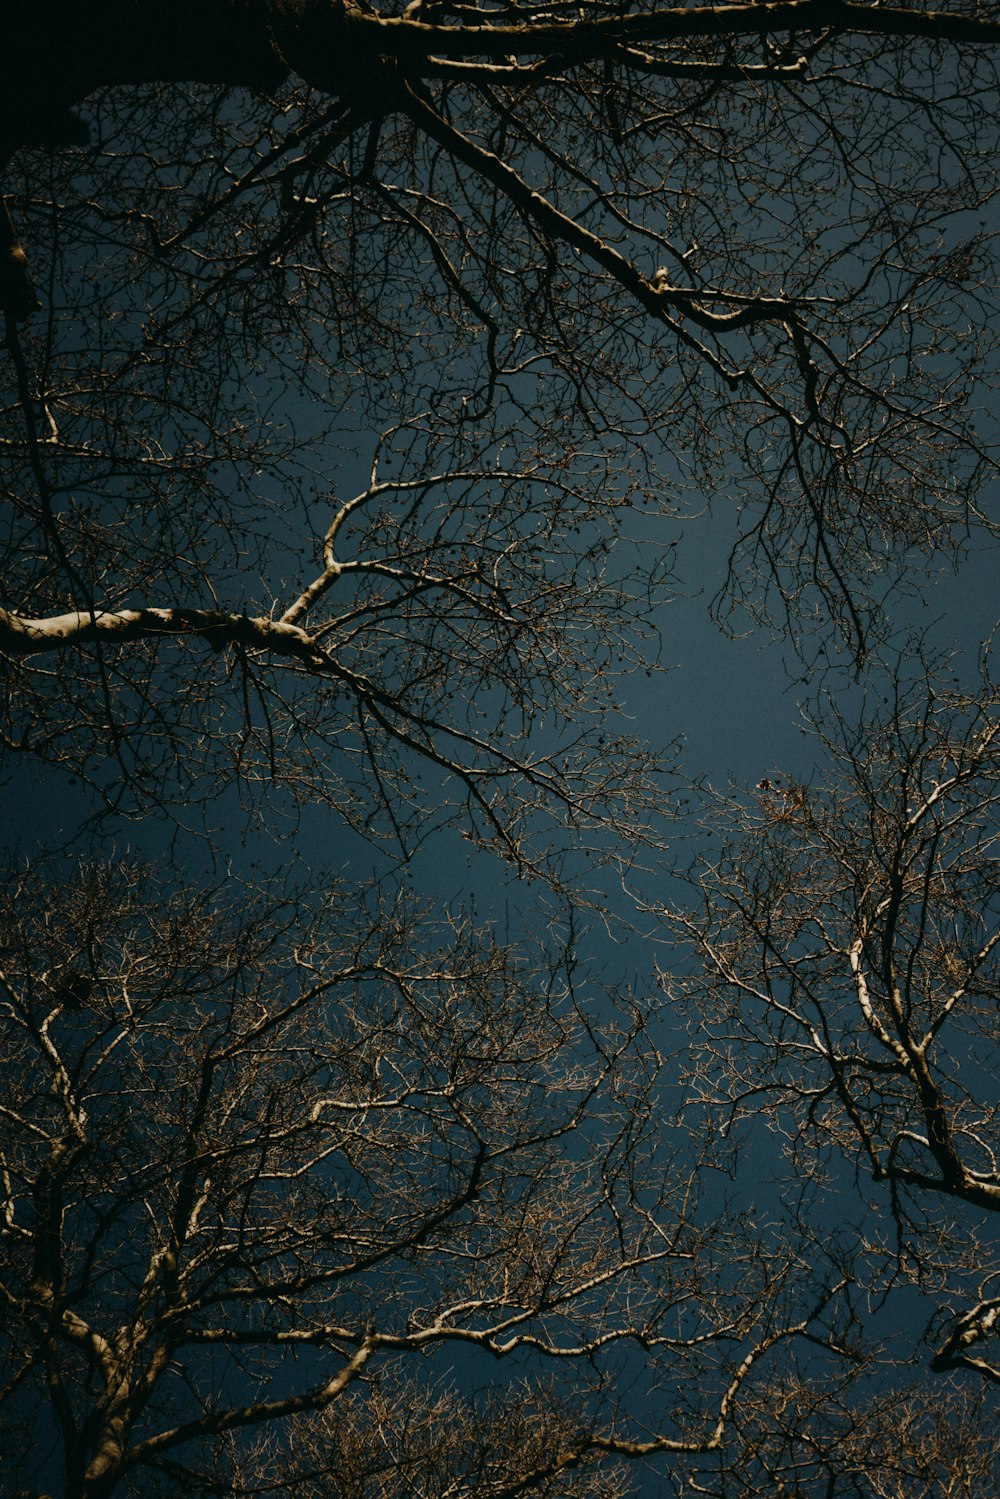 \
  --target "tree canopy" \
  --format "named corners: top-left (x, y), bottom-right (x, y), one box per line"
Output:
top-left (672, 653), bottom-right (1000, 1387)
top-left (1, 3), bottom-right (999, 1495)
